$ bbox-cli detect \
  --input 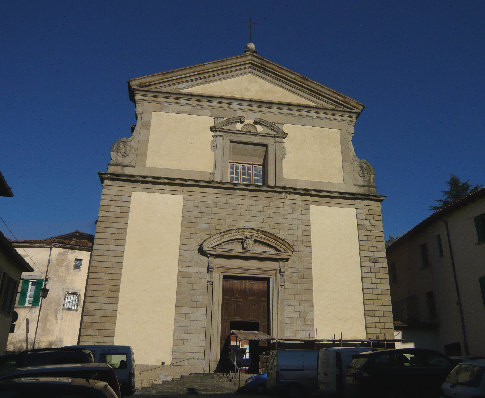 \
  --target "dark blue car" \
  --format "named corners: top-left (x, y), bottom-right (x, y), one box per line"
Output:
top-left (238, 373), bottom-right (267, 394)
